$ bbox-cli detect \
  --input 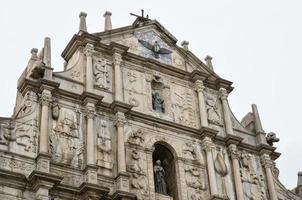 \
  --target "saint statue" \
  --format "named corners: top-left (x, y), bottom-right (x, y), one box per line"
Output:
top-left (154, 160), bottom-right (167, 195)
top-left (152, 91), bottom-right (165, 113)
